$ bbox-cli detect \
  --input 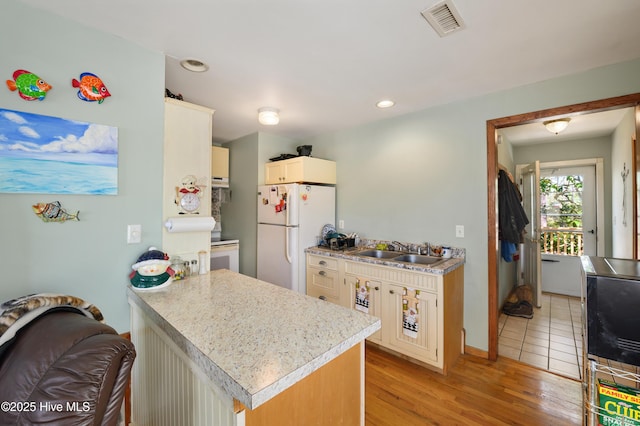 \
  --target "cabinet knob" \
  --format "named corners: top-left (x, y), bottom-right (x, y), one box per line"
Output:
top-left (374, 286), bottom-right (379, 291)
top-left (319, 260), bottom-right (326, 266)
top-left (319, 295), bottom-right (327, 301)
top-left (389, 289), bottom-right (395, 294)
top-left (319, 271), bottom-right (326, 276)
